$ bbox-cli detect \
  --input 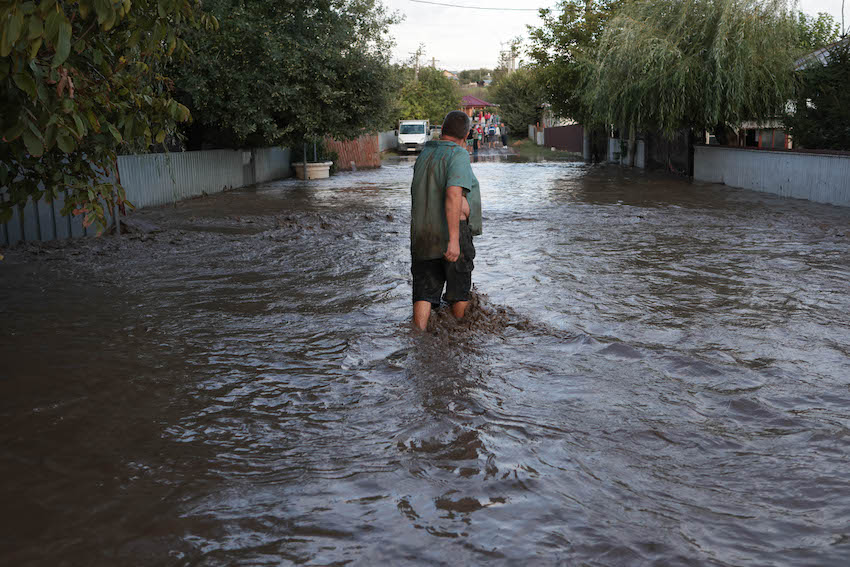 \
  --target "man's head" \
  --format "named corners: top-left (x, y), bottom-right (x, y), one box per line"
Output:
top-left (441, 111), bottom-right (471, 141)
